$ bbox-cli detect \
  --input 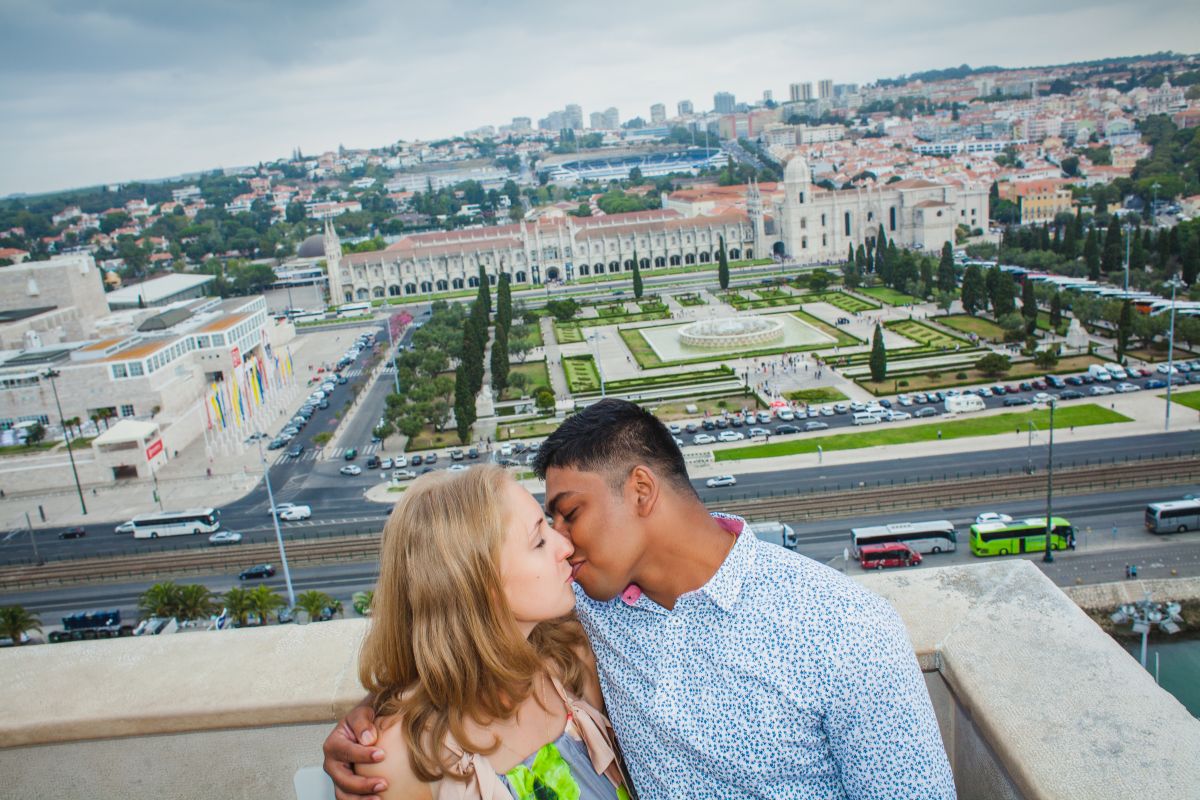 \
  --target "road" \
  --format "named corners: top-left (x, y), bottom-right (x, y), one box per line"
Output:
top-left (7, 482), bottom-right (1199, 629)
